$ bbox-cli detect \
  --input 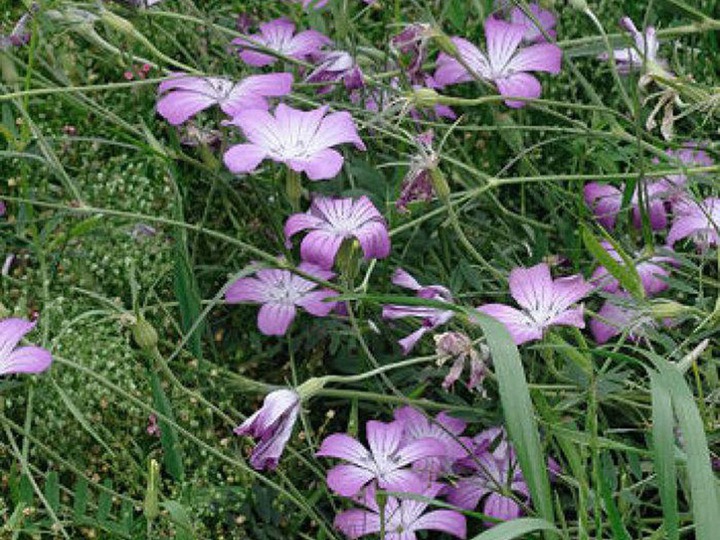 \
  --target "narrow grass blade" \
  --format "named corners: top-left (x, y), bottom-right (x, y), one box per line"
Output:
top-left (474, 313), bottom-right (556, 531)
top-left (650, 372), bottom-right (679, 540)
top-left (469, 517), bottom-right (560, 540)
top-left (149, 368), bottom-right (186, 482)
